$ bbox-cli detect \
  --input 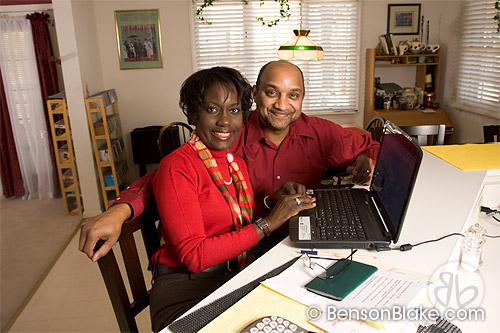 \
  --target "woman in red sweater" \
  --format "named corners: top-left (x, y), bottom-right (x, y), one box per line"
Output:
top-left (149, 67), bottom-right (316, 331)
